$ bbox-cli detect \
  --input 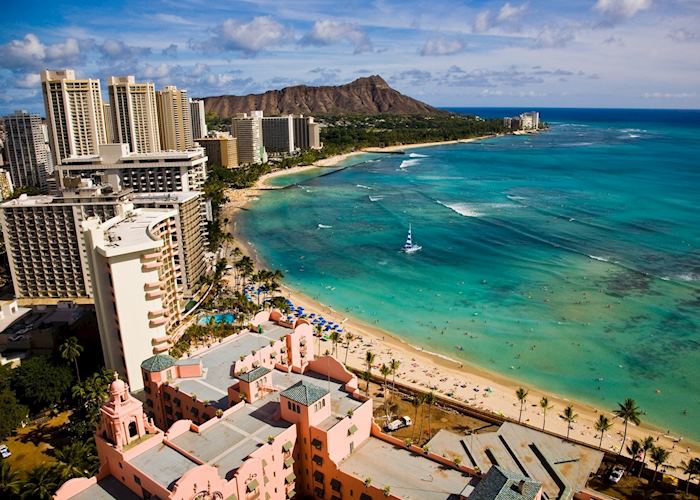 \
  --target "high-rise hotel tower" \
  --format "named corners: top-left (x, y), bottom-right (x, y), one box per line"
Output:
top-left (108, 76), bottom-right (161, 154)
top-left (41, 69), bottom-right (107, 165)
